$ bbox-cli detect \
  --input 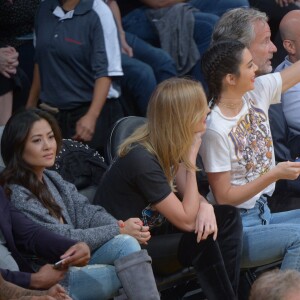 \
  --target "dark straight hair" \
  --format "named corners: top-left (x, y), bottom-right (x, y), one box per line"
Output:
top-left (0, 109), bottom-right (63, 219)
